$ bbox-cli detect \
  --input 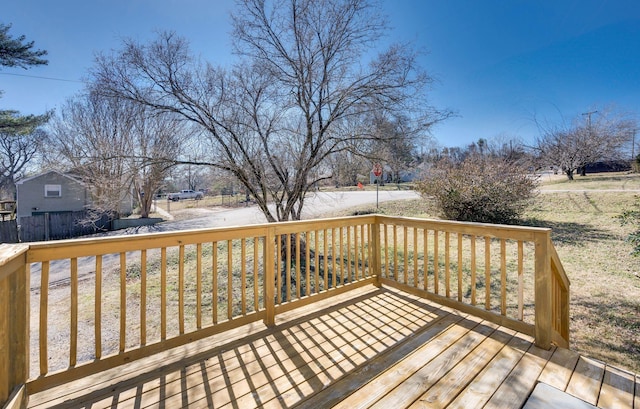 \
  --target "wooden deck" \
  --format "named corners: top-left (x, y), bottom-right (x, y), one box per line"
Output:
top-left (27, 286), bottom-right (639, 409)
